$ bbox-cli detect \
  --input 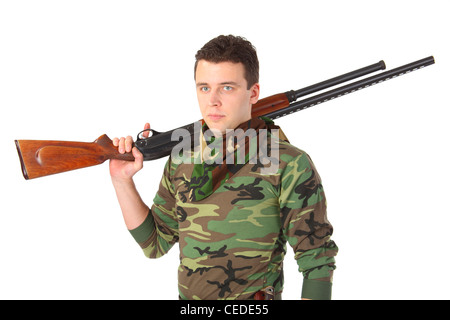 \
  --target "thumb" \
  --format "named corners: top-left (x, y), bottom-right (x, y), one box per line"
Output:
top-left (132, 146), bottom-right (144, 167)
